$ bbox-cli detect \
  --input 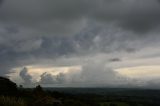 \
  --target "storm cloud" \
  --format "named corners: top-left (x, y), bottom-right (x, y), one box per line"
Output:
top-left (1, 0), bottom-right (160, 33)
top-left (0, 0), bottom-right (160, 87)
